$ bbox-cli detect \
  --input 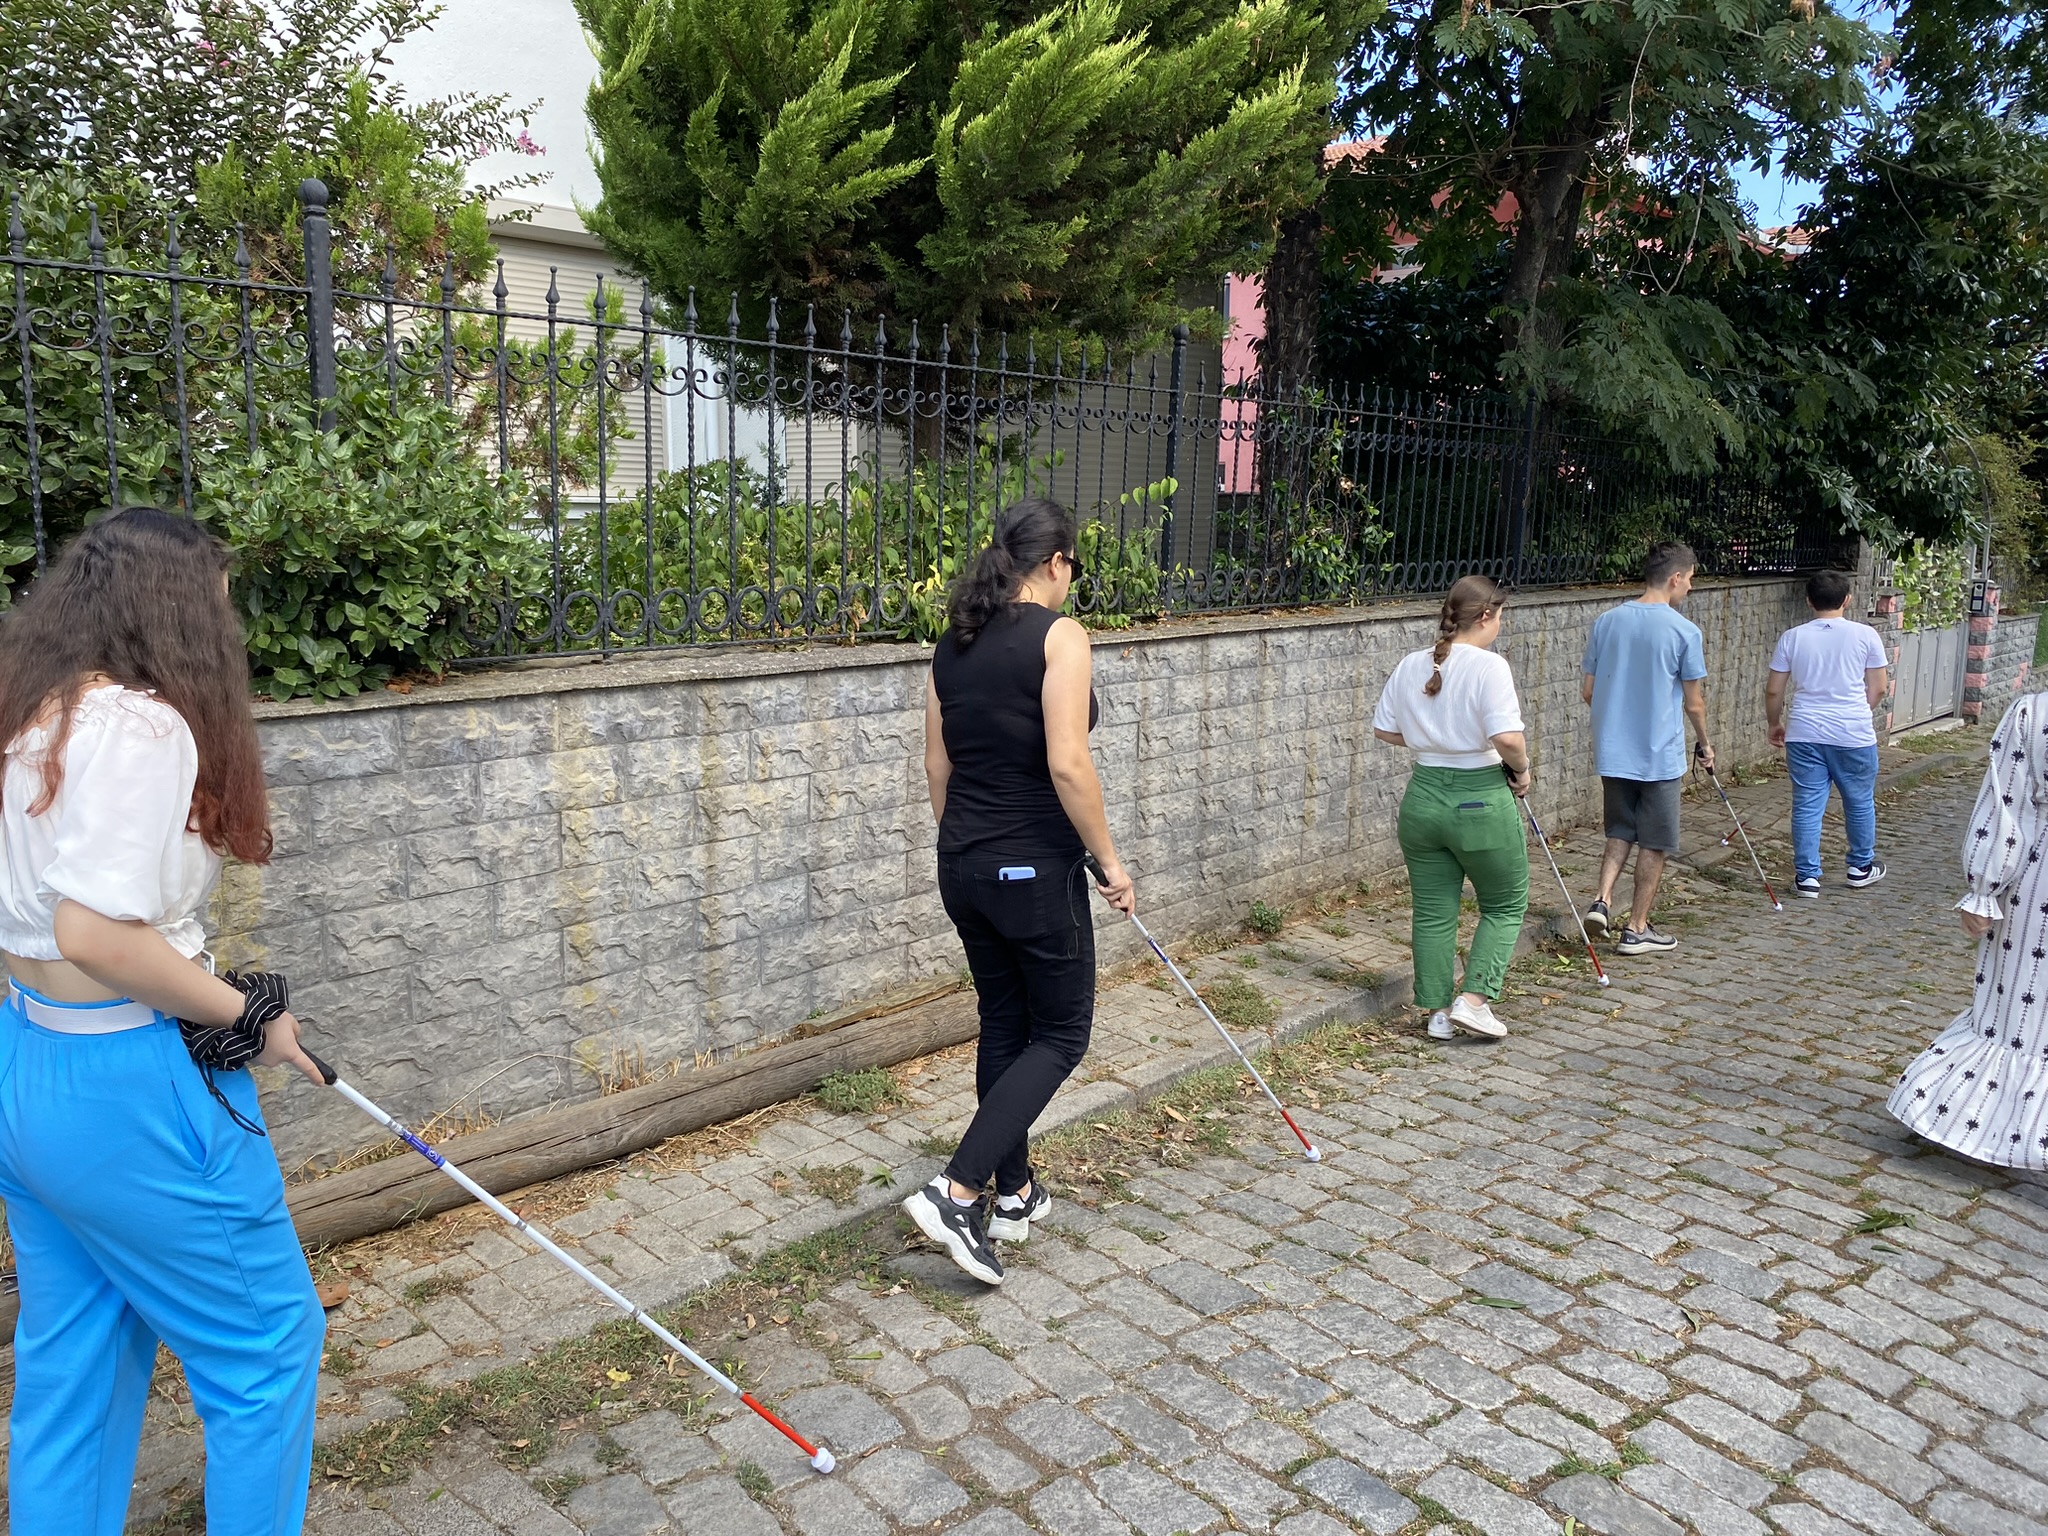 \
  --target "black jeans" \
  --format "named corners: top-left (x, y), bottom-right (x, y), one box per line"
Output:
top-left (936, 850), bottom-right (1096, 1195)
